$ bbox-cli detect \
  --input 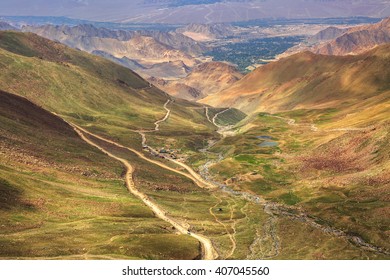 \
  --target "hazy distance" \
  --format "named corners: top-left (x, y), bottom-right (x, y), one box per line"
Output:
top-left (0, 0), bottom-right (389, 23)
